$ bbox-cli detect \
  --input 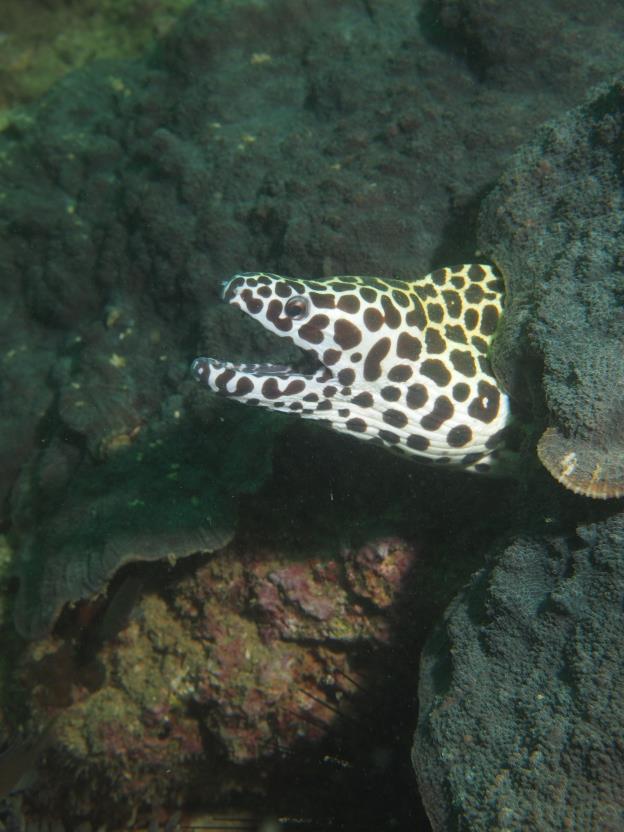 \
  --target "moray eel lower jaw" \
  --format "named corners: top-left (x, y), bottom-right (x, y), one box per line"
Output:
top-left (191, 354), bottom-right (330, 394)
top-left (192, 268), bottom-right (512, 474)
